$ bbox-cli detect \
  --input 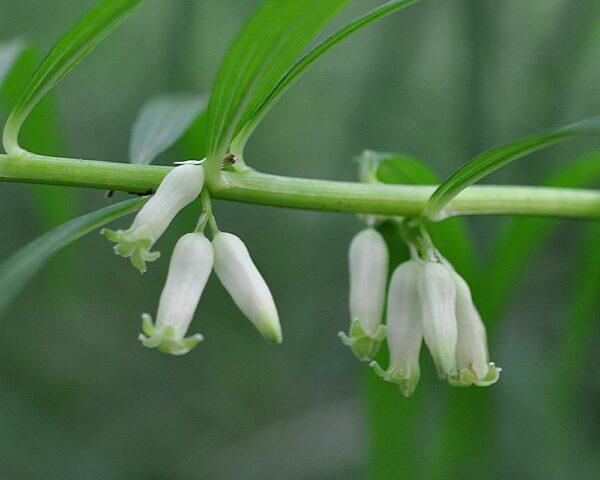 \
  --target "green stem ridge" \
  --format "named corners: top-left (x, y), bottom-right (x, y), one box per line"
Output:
top-left (0, 152), bottom-right (599, 219)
